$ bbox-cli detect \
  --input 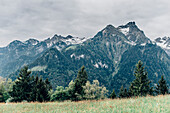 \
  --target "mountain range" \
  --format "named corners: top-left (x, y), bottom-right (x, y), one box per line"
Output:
top-left (0, 22), bottom-right (169, 92)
